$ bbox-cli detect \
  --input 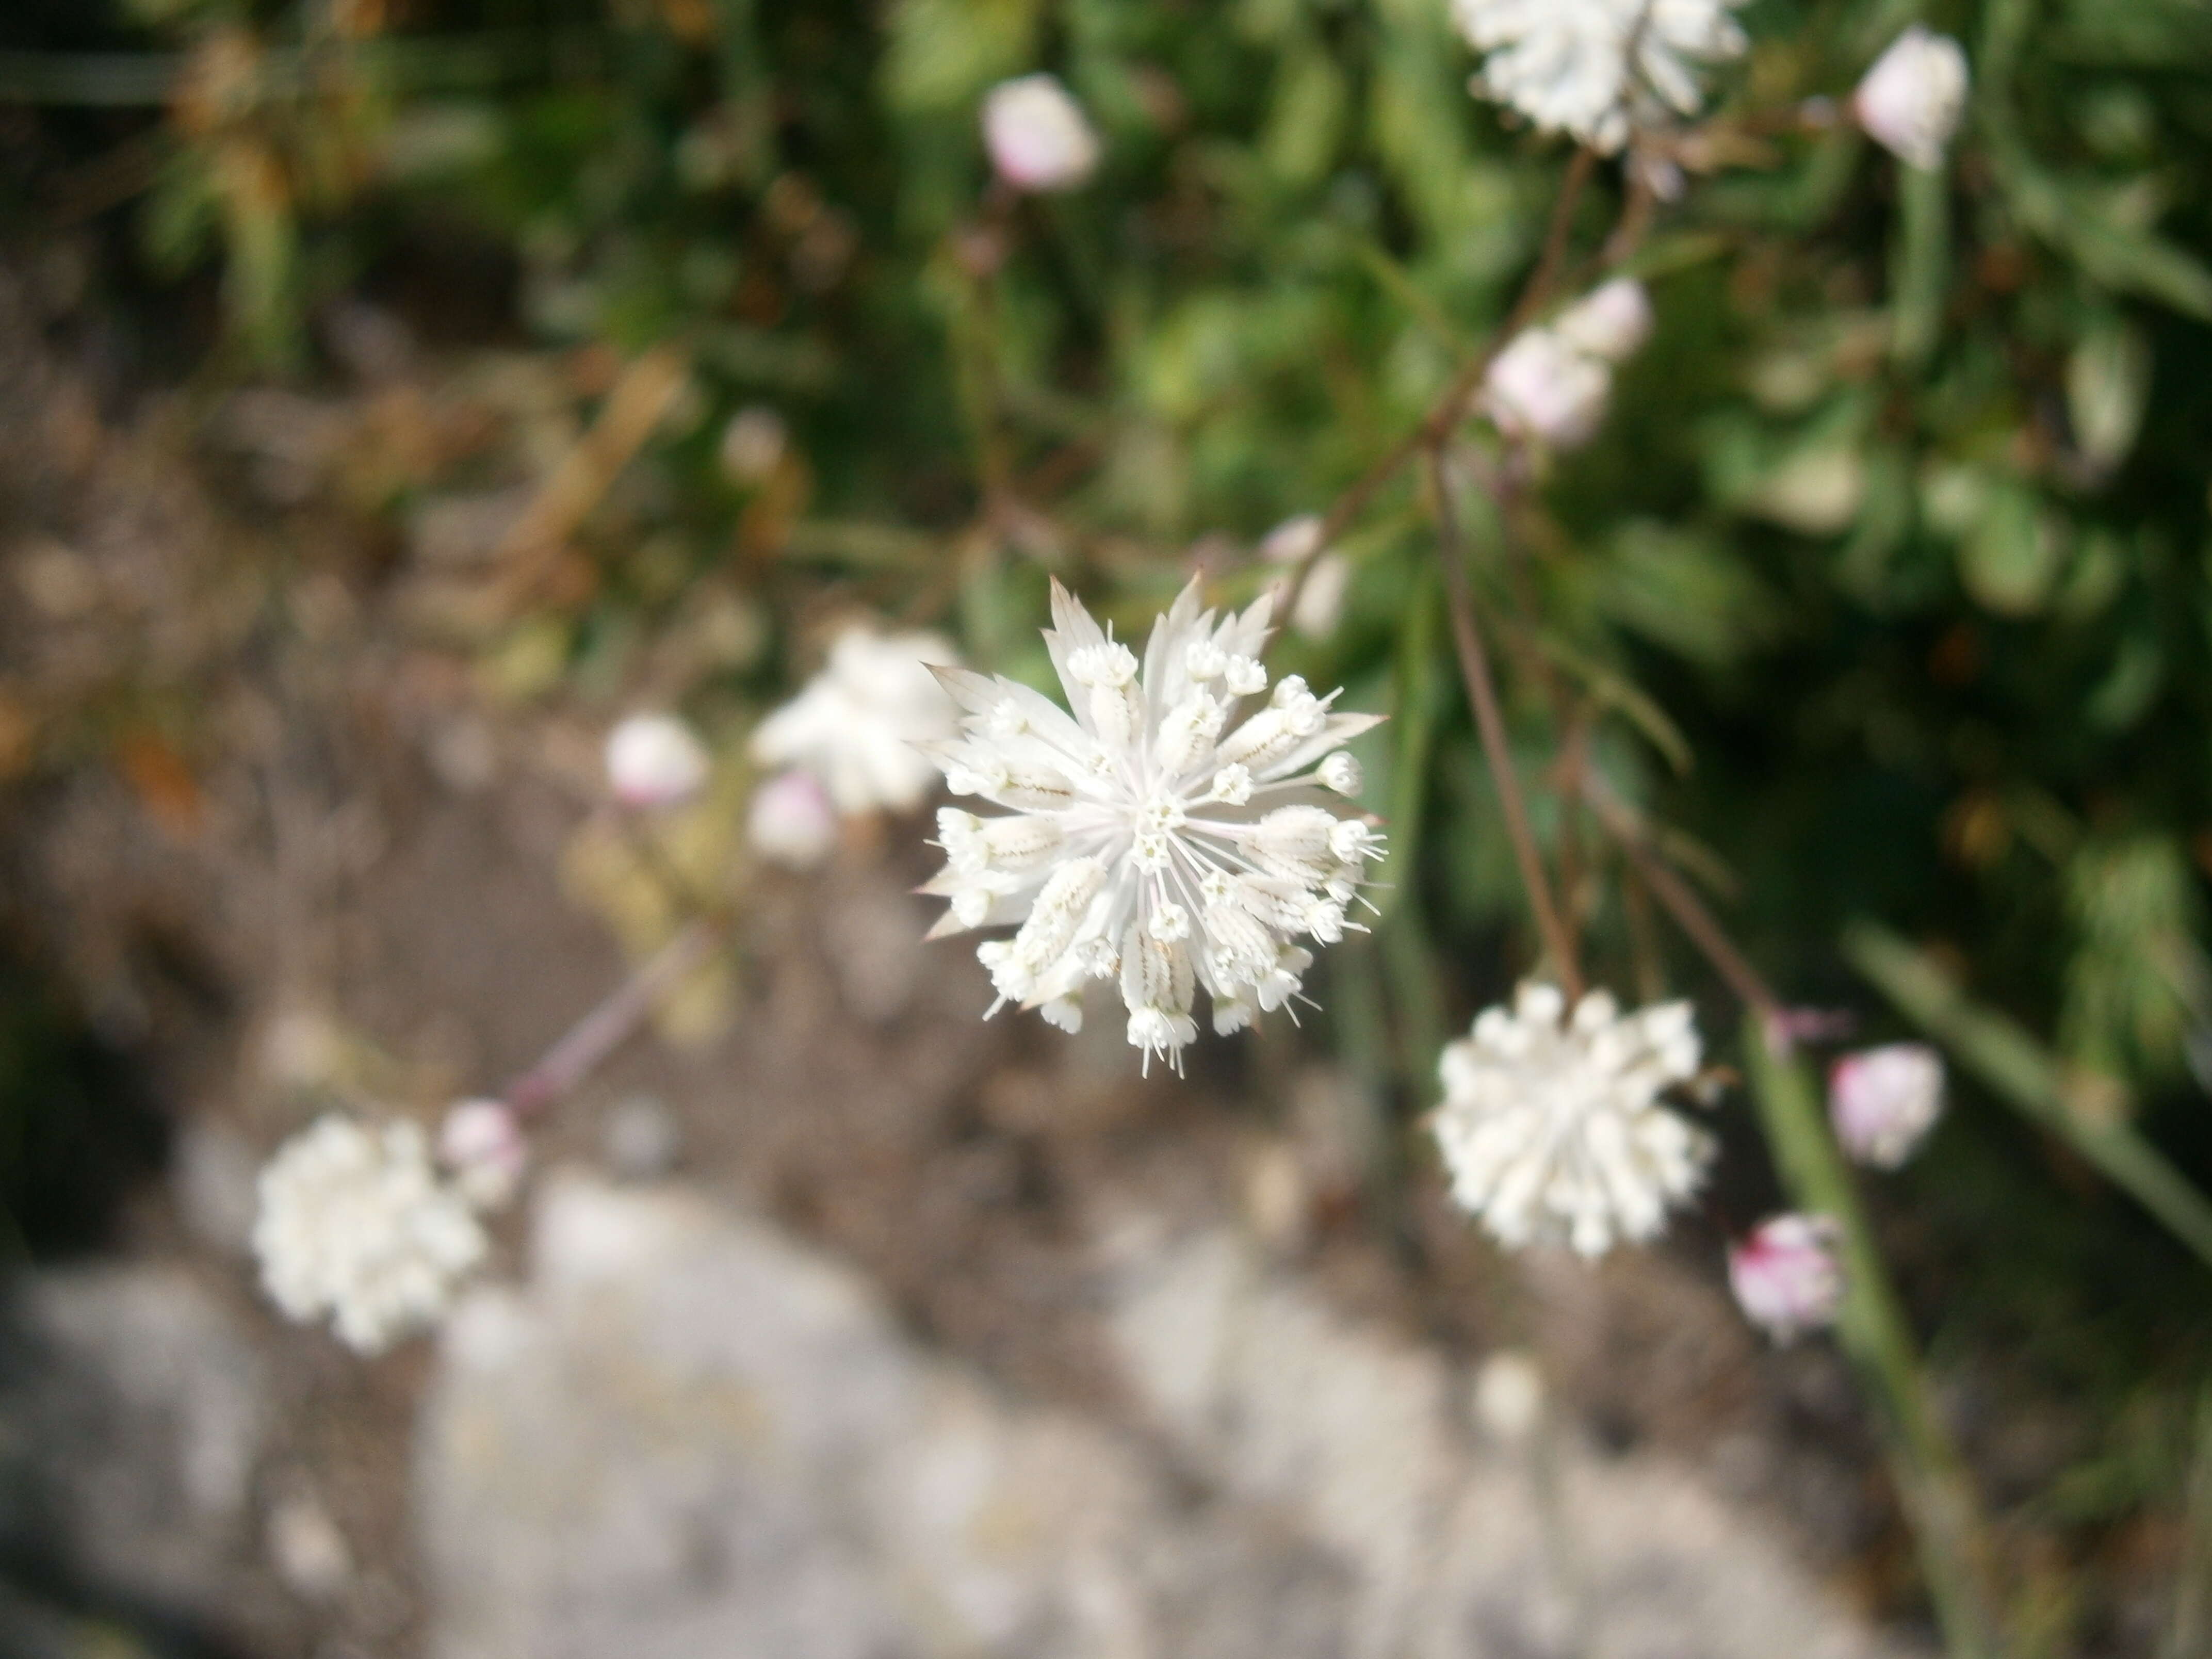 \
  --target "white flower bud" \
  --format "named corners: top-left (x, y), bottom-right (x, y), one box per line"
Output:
top-left (1329, 818), bottom-right (1383, 863)
top-left (1270, 674), bottom-right (1310, 708)
top-left (1554, 279), bottom-right (1653, 365)
top-left (1855, 26), bottom-right (1969, 171)
top-left (749, 769), bottom-right (839, 869)
top-left (1209, 764), bottom-right (1254, 804)
top-left (1184, 639), bottom-right (1227, 680)
top-left (606, 713), bottom-right (710, 808)
top-left (437, 1098), bottom-right (528, 1211)
top-left (1223, 656), bottom-right (1268, 697)
top-left (717, 404), bottom-right (787, 483)
top-left (1318, 752), bottom-right (1362, 796)
top-left (1484, 327), bottom-right (1611, 450)
top-left (1156, 691), bottom-right (1226, 775)
top-left (1828, 1043), bottom-right (1944, 1167)
top-left (1728, 1214), bottom-right (1846, 1343)
top-left (1067, 639), bottom-right (1137, 687)
top-left (1149, 901), bottom-right (1191, 941)
top-left (982, 74), bottom-right (1102, 193)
